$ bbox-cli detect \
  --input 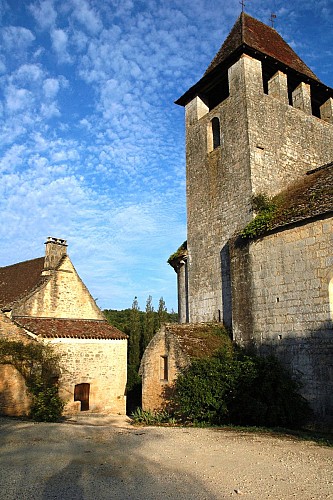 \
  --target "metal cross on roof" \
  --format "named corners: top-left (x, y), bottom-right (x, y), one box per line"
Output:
top-left (270, 13), bottom-right (277, 28)
top-left (240, 0), bottom-right (246, 12)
